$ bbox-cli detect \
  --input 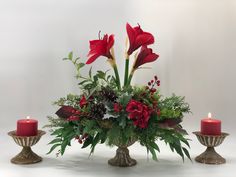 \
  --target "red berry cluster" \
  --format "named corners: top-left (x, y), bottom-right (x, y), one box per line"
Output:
top-left (146, 75), bottom-right (160, 93)
top-left (75, 134), bottom-right (88, 144)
